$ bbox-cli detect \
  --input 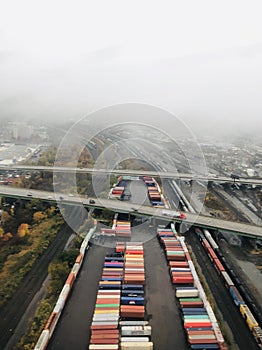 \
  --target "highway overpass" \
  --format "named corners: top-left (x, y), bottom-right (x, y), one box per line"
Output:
top-left (0, 186), bottom-right (261, 239)
top-left (1, 164), bottom-right (262, 186)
